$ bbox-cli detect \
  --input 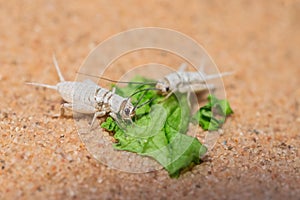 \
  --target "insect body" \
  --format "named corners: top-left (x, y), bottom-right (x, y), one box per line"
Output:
top-left (27, 56), bottom-right (135, 127)
top-left (155, 63), bottom-right (232, 98)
